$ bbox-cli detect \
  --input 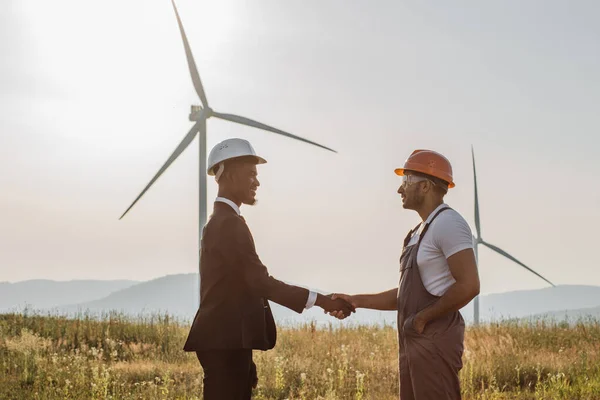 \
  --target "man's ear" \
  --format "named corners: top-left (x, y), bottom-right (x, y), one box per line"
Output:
top-left (222, 166), bottom-right (237, 185)
top-left (418, 180), bottom-right (430, 193)
top-left (427, 180), bottom-right (435, 192)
